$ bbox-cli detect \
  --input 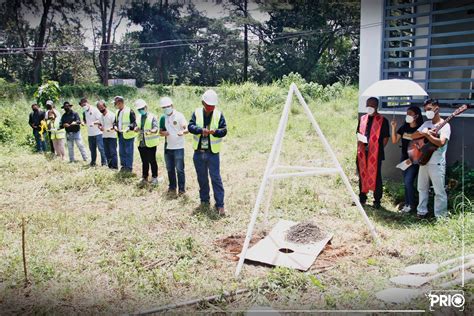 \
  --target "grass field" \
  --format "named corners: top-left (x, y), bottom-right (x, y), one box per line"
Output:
top-left (0, 84), bottom-right (473, 314)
